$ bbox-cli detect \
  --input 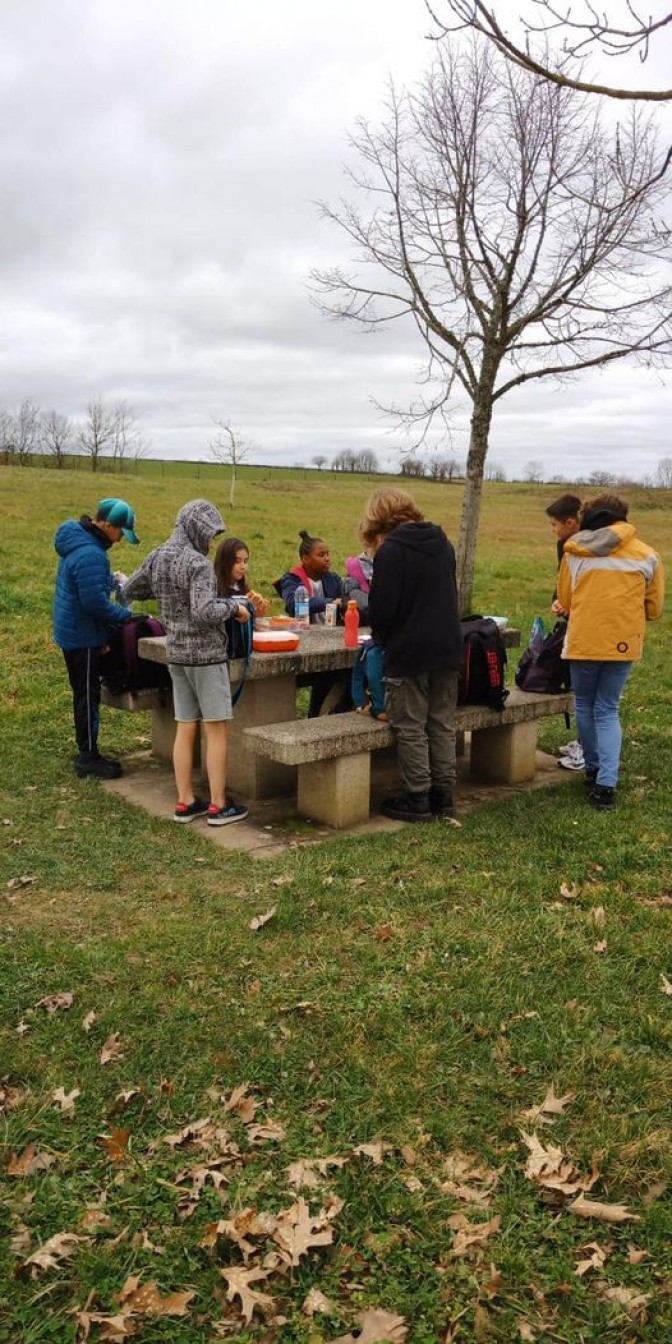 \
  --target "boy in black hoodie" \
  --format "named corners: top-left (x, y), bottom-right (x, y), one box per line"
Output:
top-left (364, 488), bottom-right (463, 822)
